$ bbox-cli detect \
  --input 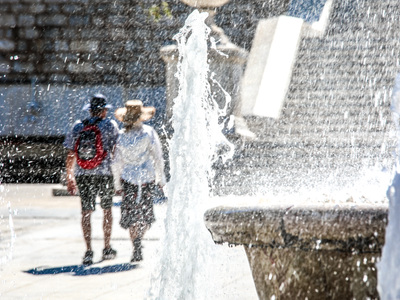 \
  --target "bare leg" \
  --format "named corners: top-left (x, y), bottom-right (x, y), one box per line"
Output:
top-left (82, 210), bottom-right (92, 251)
top-left (129, 223), bottom-right (149, 244)
top-left (103, 208), bottom-right (113, 249)
top-left (129, 225), bottom-right (139, 242)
